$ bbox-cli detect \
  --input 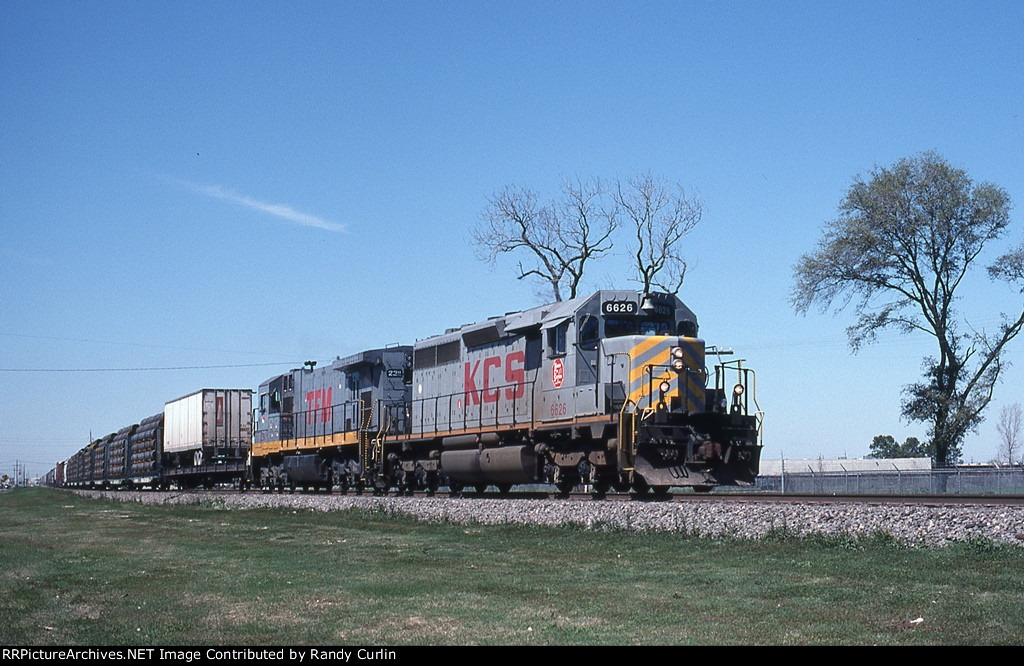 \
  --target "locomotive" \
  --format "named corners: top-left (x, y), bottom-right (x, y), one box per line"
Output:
top-left (56, 289), bottom-right (762, 494)
top-left (251, 289), bottom-right (762, 495)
